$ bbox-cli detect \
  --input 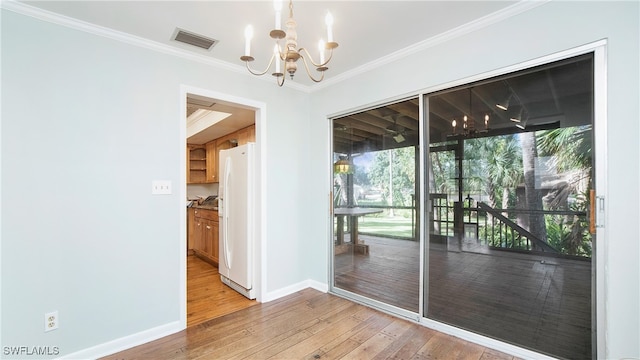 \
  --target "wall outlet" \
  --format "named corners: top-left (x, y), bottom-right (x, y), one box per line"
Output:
top-left (152, 180), bottom-right (172, 195)
top-left (45, 311), bottom-right (58, 332)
